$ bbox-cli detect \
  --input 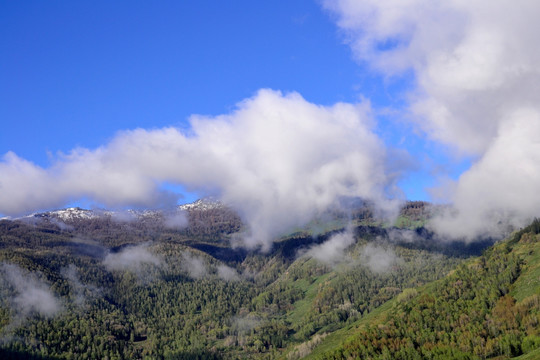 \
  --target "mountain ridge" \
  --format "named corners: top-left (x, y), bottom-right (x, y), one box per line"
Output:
top-left (3, 197), bottom-right (226, 223)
